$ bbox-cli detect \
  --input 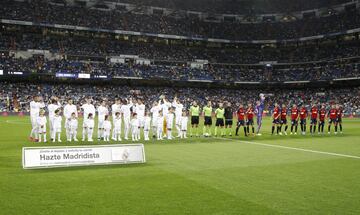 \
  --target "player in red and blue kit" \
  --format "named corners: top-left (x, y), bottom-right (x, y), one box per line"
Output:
top-left (328, 104), bottom-right (338, 134)
top-left (336, 104), bottom-right (343, 134)
top-left (318, 104), bottom-right (326, 134)
top-left (279, 104), bottom-right (288, 135)
top-left (246, 103), bottom-right (255, 136)
top-left (235, 104), bottom-right (247, 136)
top-left (271, 103), bottom-right (281, 135)
top-left (310, 104), bottom-right (318, 135)
top-left (299, 104), bottom-right (308, 135)
top-left (290, 104), bottom-right (299, 135)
